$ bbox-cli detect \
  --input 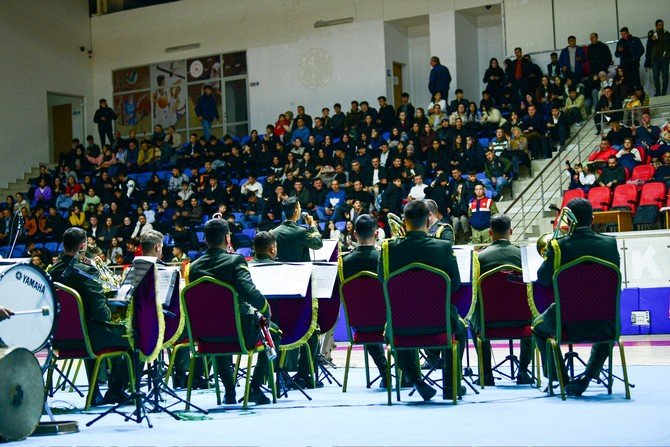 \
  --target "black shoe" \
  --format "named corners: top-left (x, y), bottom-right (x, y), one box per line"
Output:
top-left (566, 376), bottom-right (590, 396)
top-left (172, 373), bottom-right (186, 389)
top-left (293, 376), bottom-right (324, 389)
top-left (224, 388), bottom-right (237, 404)
top-left (444, 384), bottom-right (467, 398)
top-left (400, 375), bottom-right (413, 389)
top-left (89, 391), bottom-right (105, 407)
top-left (421, 358), bottom-right (442, 370)
top-left (248, 386), bottom-right (271, 405)
top-left (413, 380), bottom-right (437, 401)
top-left (516, 372), bottom-right (534, 385)
top-left (191, 377), bottom-right (210, 390)
top-left (103, 389), bottom-right (130, 405)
